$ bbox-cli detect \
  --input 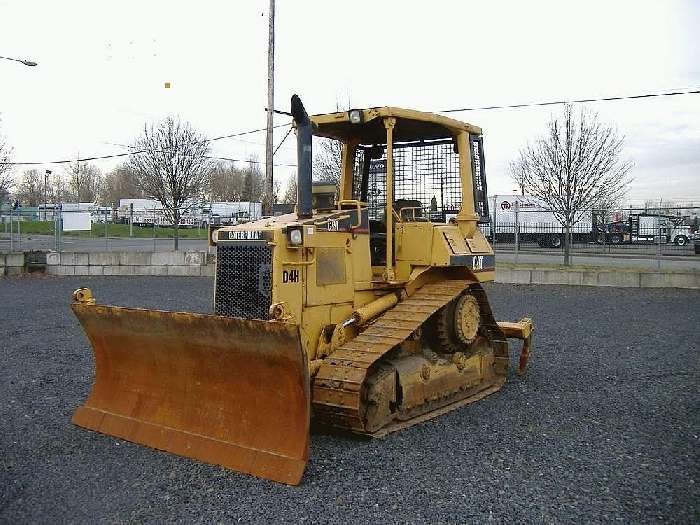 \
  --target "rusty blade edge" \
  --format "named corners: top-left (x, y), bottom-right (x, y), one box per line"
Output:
top-left (76, 406), bottom-right (307, 462)
top-left (73, 406), bottom-right (307, 486)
